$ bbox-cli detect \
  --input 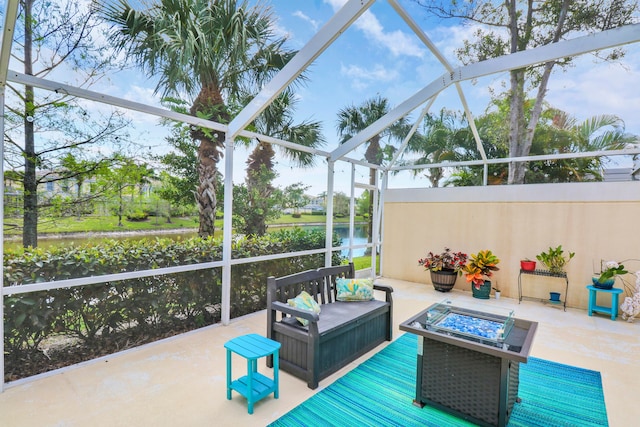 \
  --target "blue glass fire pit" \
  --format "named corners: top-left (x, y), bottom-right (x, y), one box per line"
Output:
top-left (418, 299), bottom-right (515, 348)
top-left (400, 300), bottom-right (538, 427)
